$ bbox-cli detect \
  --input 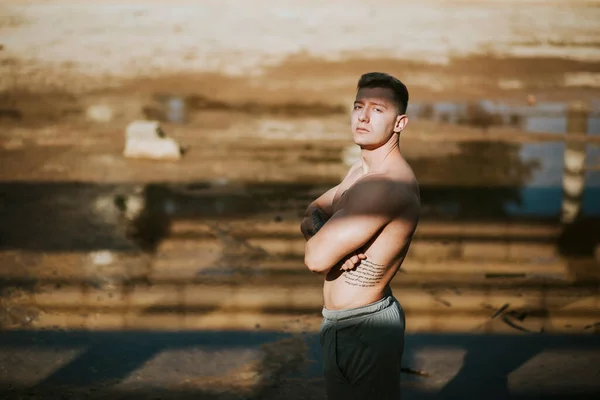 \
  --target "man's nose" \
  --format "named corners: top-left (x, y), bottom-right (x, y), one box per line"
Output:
top-left (358, 109), bottom-right (369, 122)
